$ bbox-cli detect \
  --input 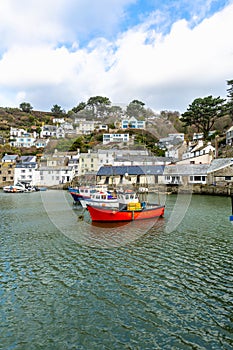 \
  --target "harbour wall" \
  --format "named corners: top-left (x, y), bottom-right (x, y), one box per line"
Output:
top-left (155, 184), bottom-right (233, 196)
